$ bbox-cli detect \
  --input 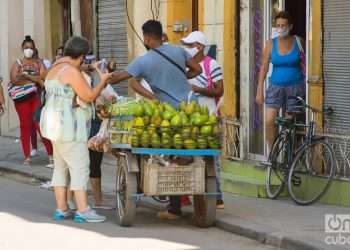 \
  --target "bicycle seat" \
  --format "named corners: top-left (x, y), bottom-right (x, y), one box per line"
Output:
top-left (275, 117), bottom-right (295, 128)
